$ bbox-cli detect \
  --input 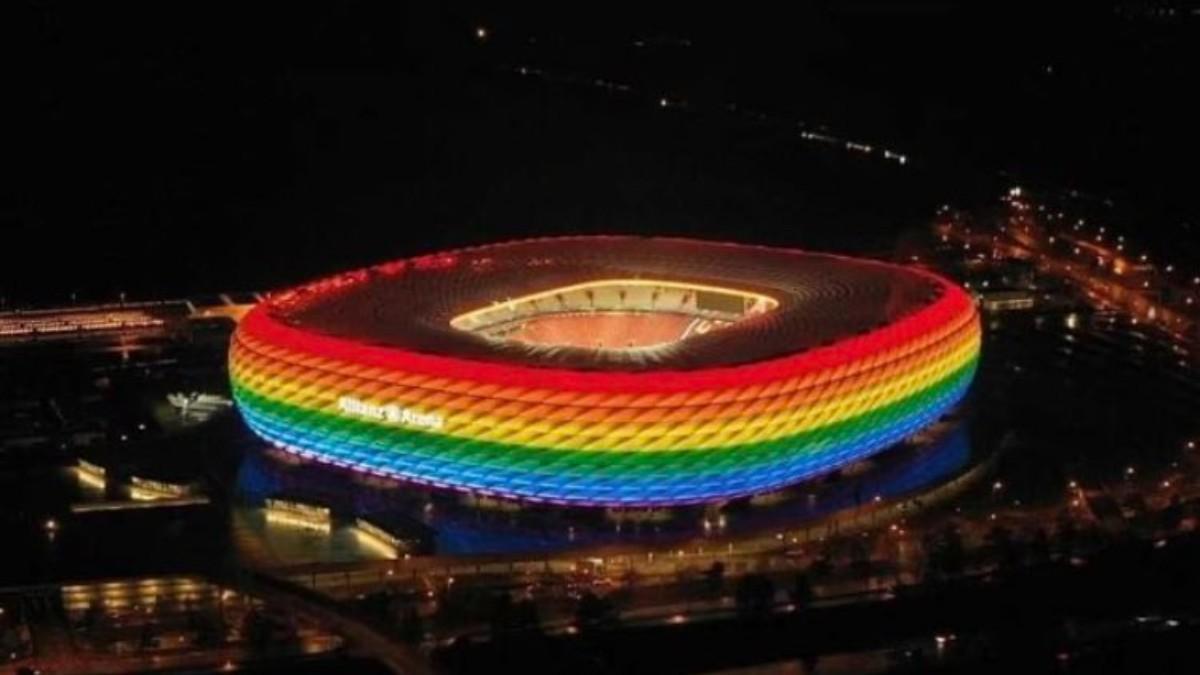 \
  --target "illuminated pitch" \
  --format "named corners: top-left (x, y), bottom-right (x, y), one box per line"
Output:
top-left (229, 237), bottom-right (981, 506)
